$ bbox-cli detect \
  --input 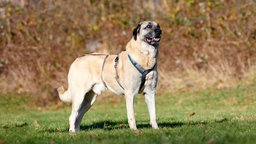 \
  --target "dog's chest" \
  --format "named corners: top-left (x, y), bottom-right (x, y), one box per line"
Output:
top-left (127, 40), bottom-right (158, 70)
top-left (140, 45), bottom-right (157, 69)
